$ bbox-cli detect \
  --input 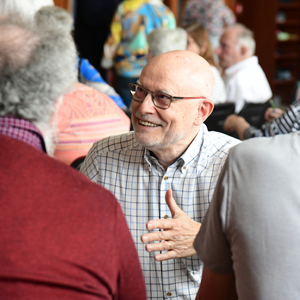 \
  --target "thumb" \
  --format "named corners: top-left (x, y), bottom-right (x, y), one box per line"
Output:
top-left (165, 189), bottom-right (181, 218)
